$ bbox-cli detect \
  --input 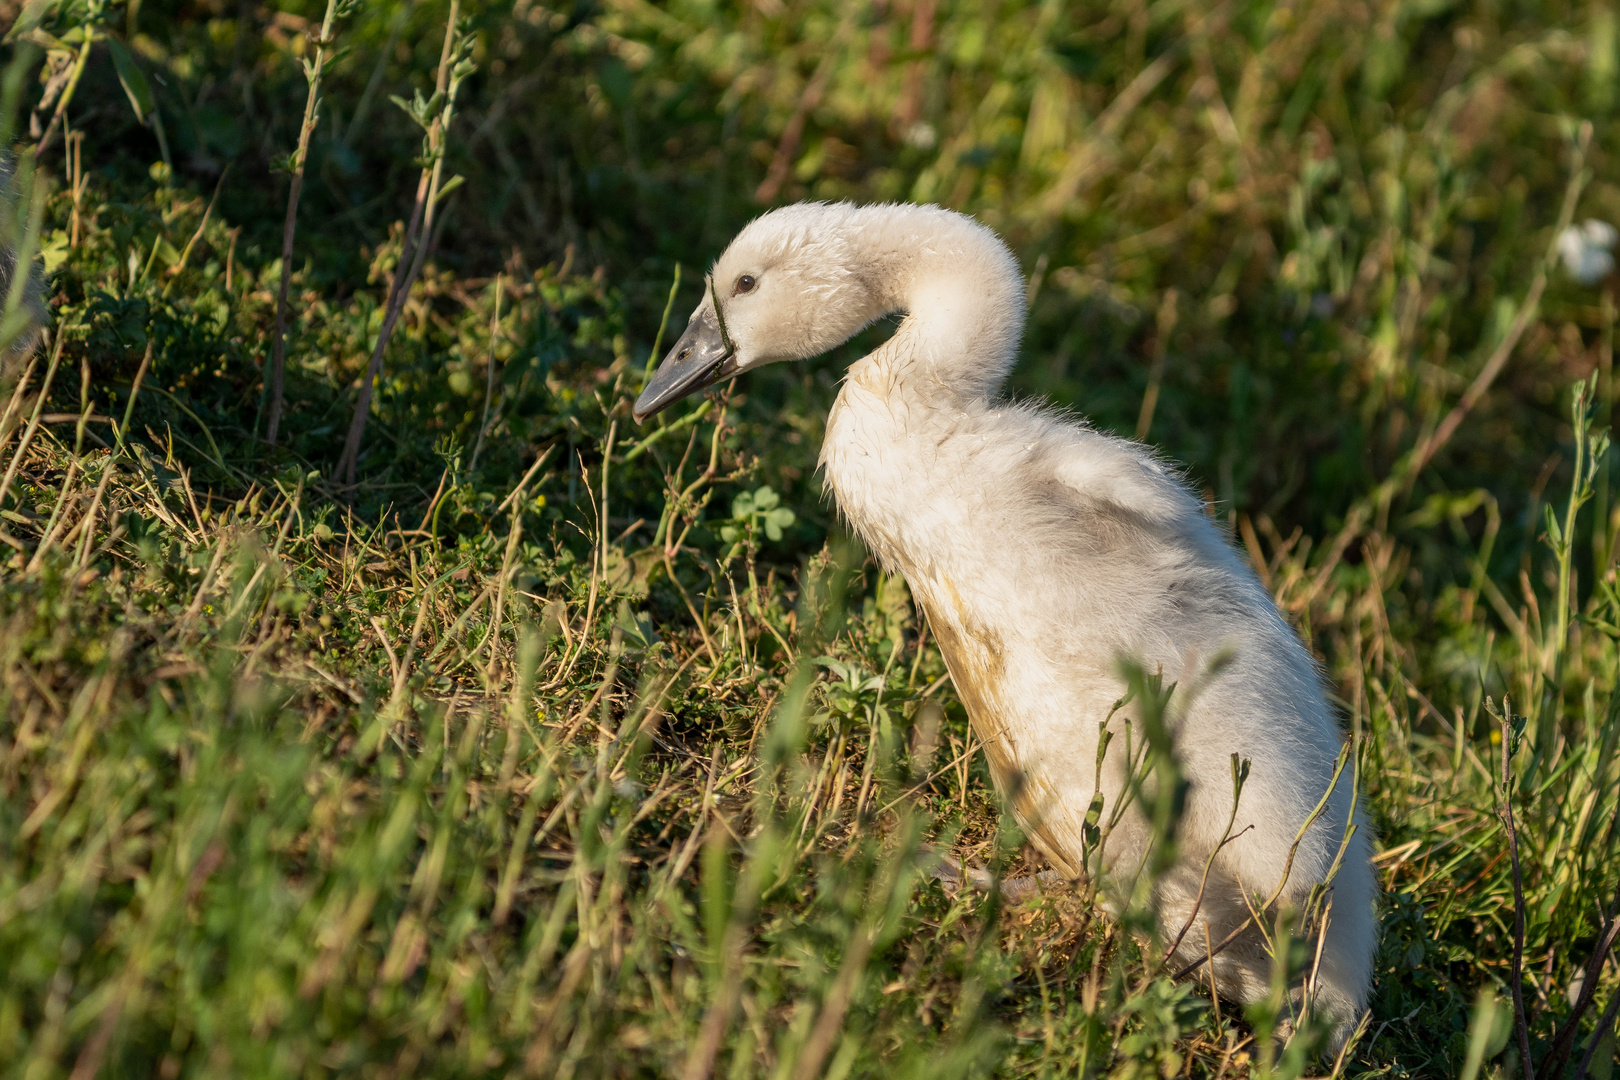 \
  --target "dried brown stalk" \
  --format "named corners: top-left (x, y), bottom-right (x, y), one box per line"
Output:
top-left (30, 34), bottom-right (93, 161)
